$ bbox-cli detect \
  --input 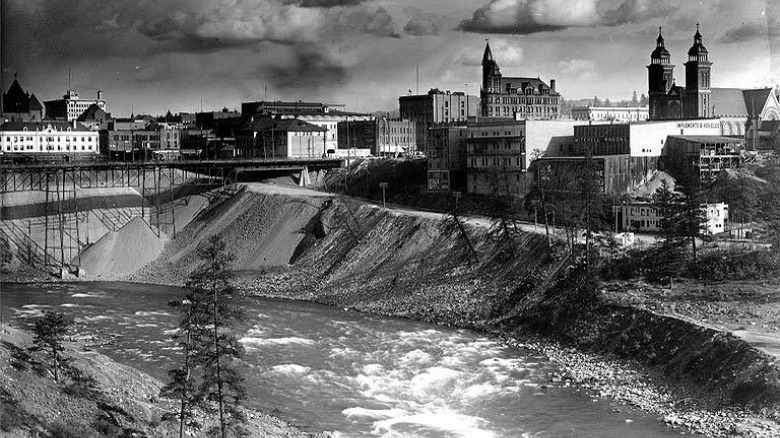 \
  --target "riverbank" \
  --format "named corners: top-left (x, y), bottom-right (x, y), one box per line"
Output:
top-left (0, 323), bottom-right (337, 437)
top-left (5, 183), bottom-right (780, 436)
